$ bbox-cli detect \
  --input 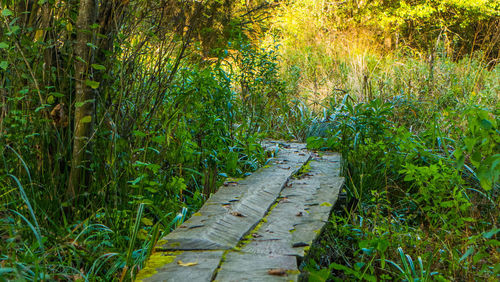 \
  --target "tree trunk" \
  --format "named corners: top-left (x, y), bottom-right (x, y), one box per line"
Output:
top-left (96, 0), bottom-right (129, 107)
top-left (67, 0), bottom-right (97, 199)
